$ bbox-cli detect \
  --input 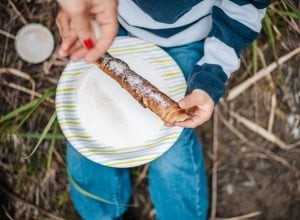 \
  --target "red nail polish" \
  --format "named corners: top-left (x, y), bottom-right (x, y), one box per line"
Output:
top-left (83, 38), bottom-right (94, 49)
